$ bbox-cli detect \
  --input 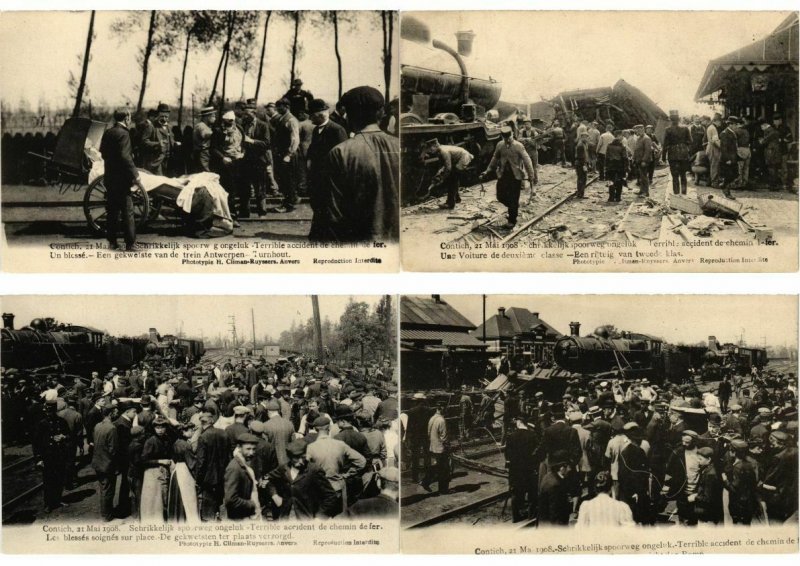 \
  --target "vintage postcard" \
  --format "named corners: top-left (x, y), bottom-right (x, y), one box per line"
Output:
top-left (0, 10), bottom-right (399, 272)
top-left (399, 294), bottom-right (798, 553)
top-left (1, 294), bottom-right (399, 553)
top-left (399, 12), bottom-right (799, 272)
